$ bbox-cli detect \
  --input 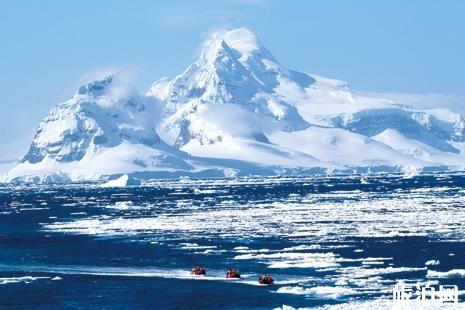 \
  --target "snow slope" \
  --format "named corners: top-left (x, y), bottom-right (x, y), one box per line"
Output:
top-left (372, 129), bottom-right (465, 167)
top-left (4, 75), bottom-right (199, 182)
top-left (3, 28), bottom-right (465, 183)
top-left (269, 127), bottom-right (433, 170)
